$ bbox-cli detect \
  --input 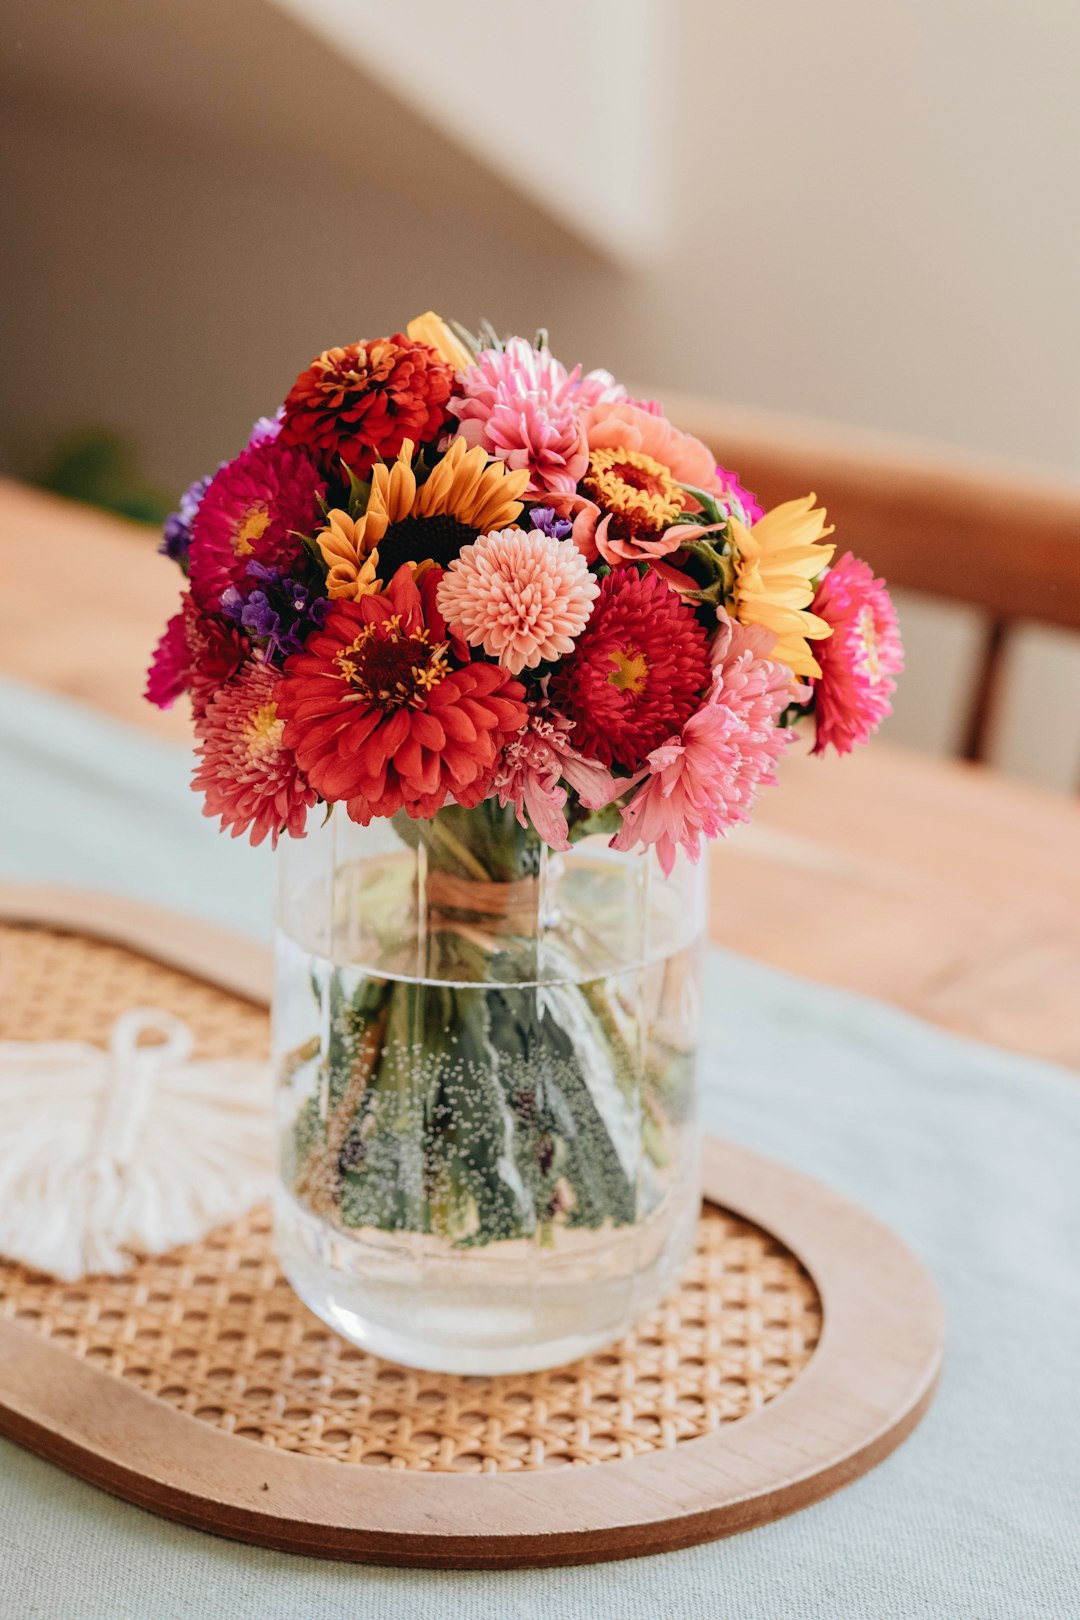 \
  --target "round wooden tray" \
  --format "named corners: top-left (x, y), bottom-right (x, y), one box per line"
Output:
top-left (0, 885), bottom-right (943, 1569)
